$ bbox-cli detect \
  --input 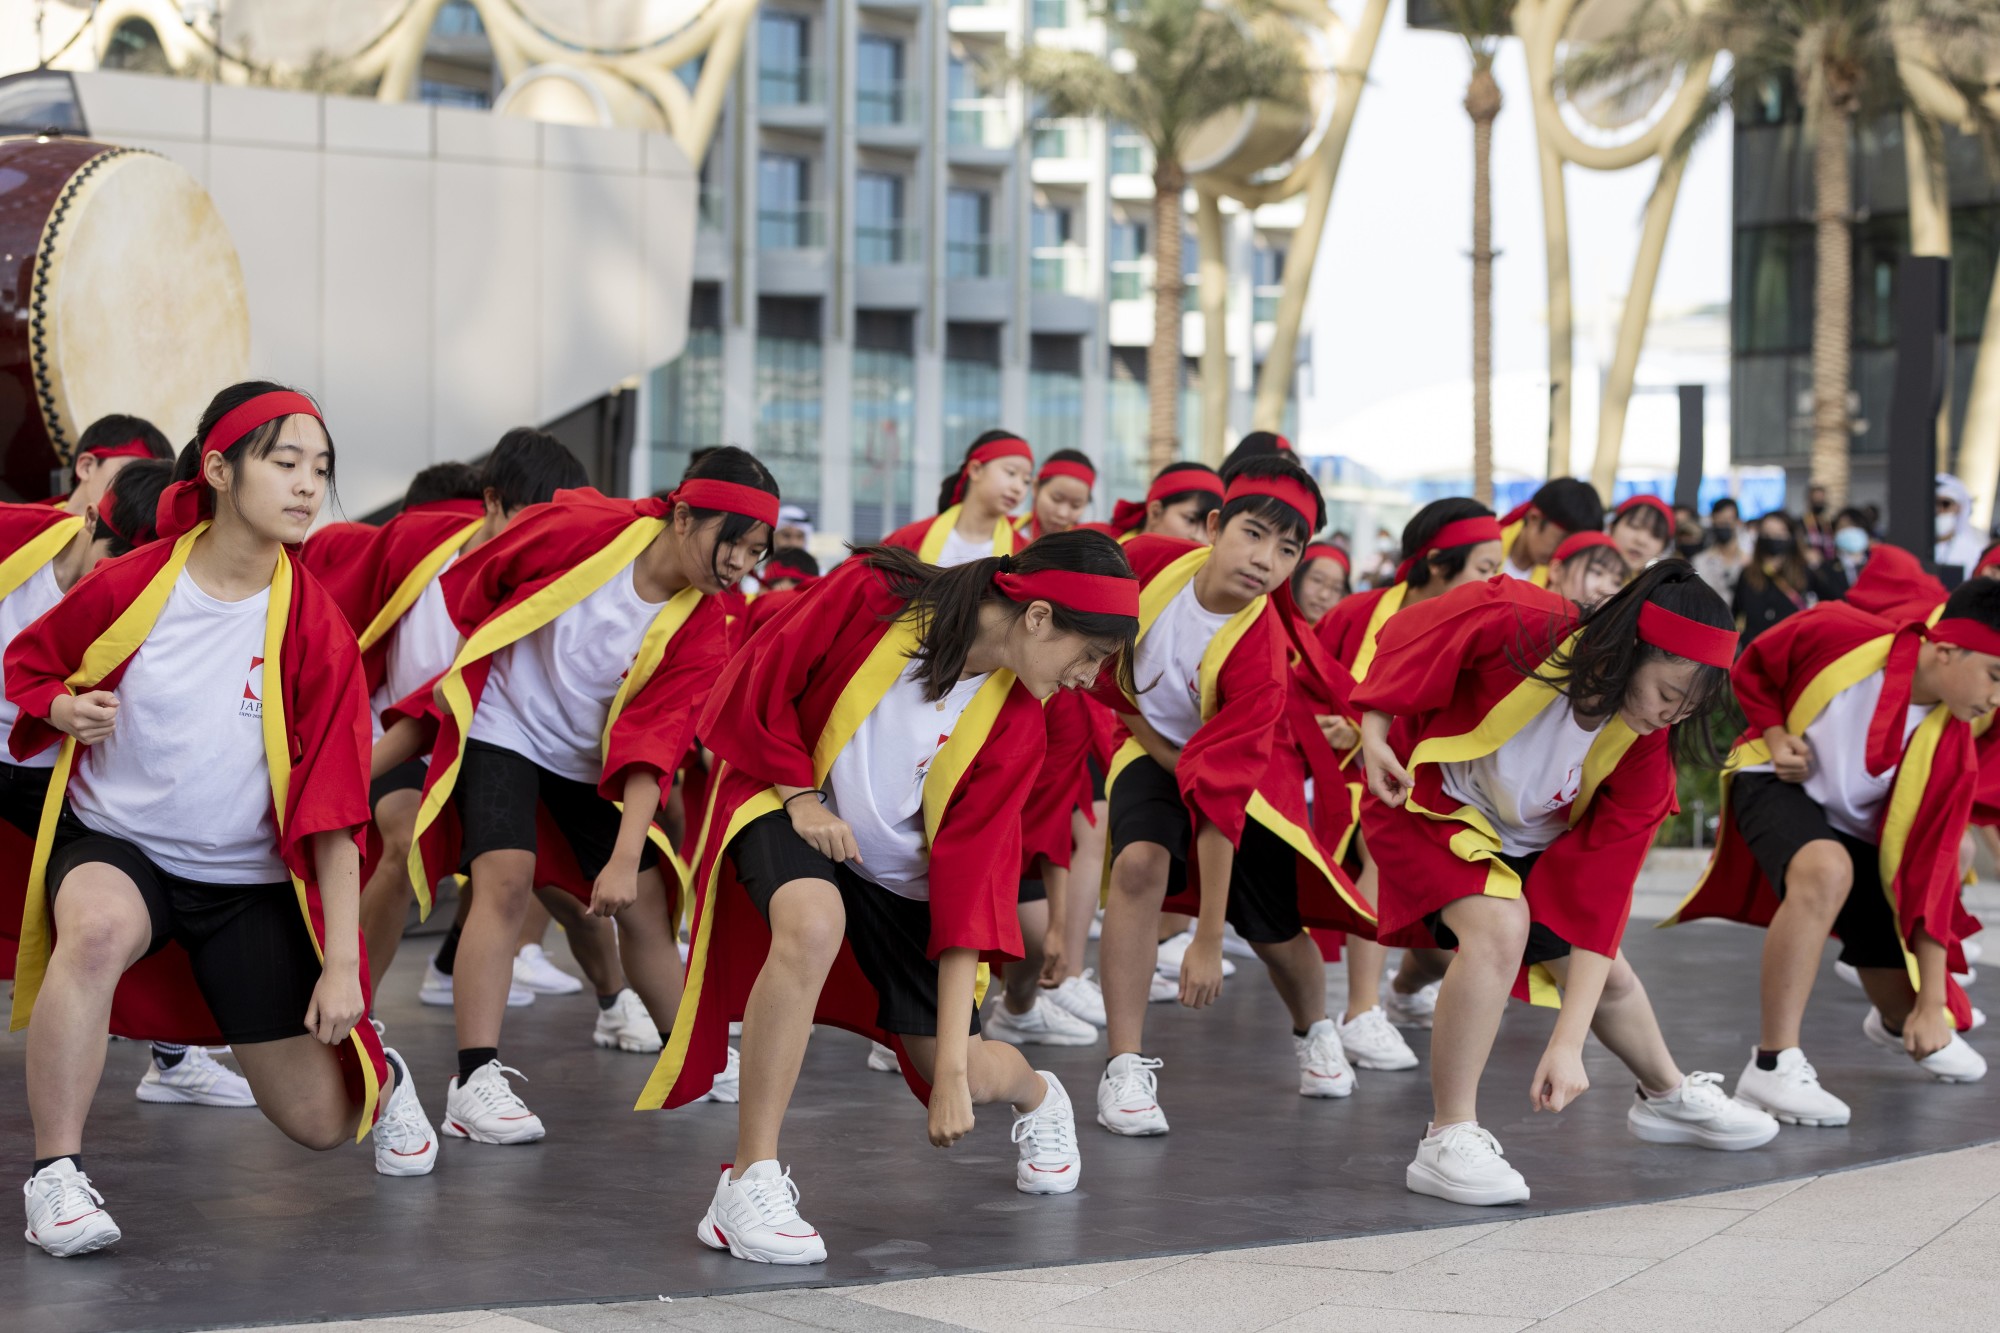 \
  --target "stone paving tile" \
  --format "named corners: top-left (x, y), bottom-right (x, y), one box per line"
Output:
top-left (1654, 1176), bottom-right (1812, 1211)
top-left (842, 1273), bottom-right (1094, 1330)
top-left (1526, 1285), bottom-right (1826, 1333)
top-left (1261, 1307), bottom-right (1532, 1333)
top-left (1215, 1222), bottom-right (1507, 1273)
top-left (1462, 1200), bottom-right (1739, 1260)
top-left (718, 1288), bottom-right (969, 1331)
top-left (1616, 1233), bottom-right (1910, 1305)
top-left (504, 1299), bottom-right (784, 1333)
top-left (1029, 1256), bottom-right (1368, 1332)
top-left (1721, 1159), bottom-right (1997, 1248)
top-left (974, 1255), bottom-right (1191, 1287)
top-left (1788, 1272), bottom-right (2000, 1330)
top-left (1284, 1247), bottom-right (1651, 1321)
